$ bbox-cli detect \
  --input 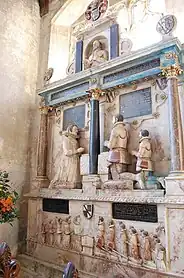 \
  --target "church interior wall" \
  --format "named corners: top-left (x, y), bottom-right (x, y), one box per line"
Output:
top-left (0, 0), bottom-right (40, 255)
